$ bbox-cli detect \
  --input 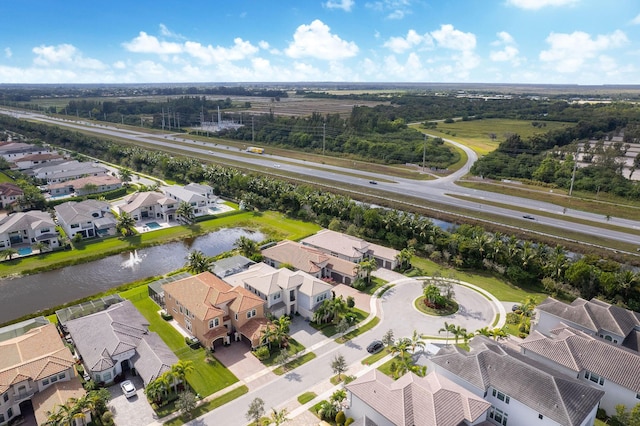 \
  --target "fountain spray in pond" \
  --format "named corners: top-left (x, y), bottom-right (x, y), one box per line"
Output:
top-left (123, 250), bottom-right (142, 268)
